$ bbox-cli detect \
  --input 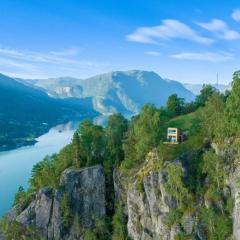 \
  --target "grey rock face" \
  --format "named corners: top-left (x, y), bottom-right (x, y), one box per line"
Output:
top-left (182, 214), bottom-right (194, 235)
top-left (60, 166), bottom-right (106, 228)
top-left (48, 190), bottom-right (62, 239)
top-left (126, 170), bottom-right (177, 240)
top-left (5, 206), bottom-right (19, 223)
top-left (113, 153), bottom-right (204, 240)
top-left (229, 165), bottom-right (240, 240)
top-left (10, 165), bottom-right (105, 240)
top-left (212, 142), bottom-right (239, 240)
top-left (16, 201), bottom-right (36, 227)
top-left (35, 188), bottom-right (54, 236)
